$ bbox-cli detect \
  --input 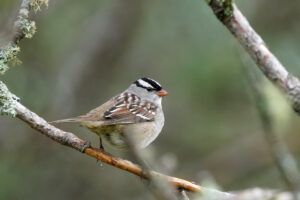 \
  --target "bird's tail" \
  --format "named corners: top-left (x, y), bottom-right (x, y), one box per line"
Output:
top-left (50, 117), bottom-right (83, 124)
